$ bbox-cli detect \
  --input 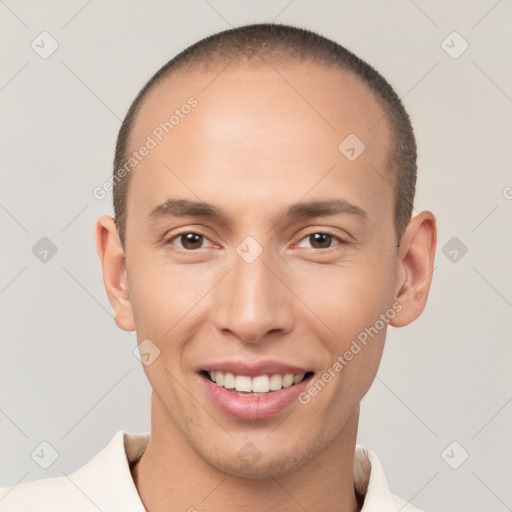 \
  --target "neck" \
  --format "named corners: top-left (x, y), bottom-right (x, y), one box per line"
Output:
top-left (132, 394), bottom-right (362, 512)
